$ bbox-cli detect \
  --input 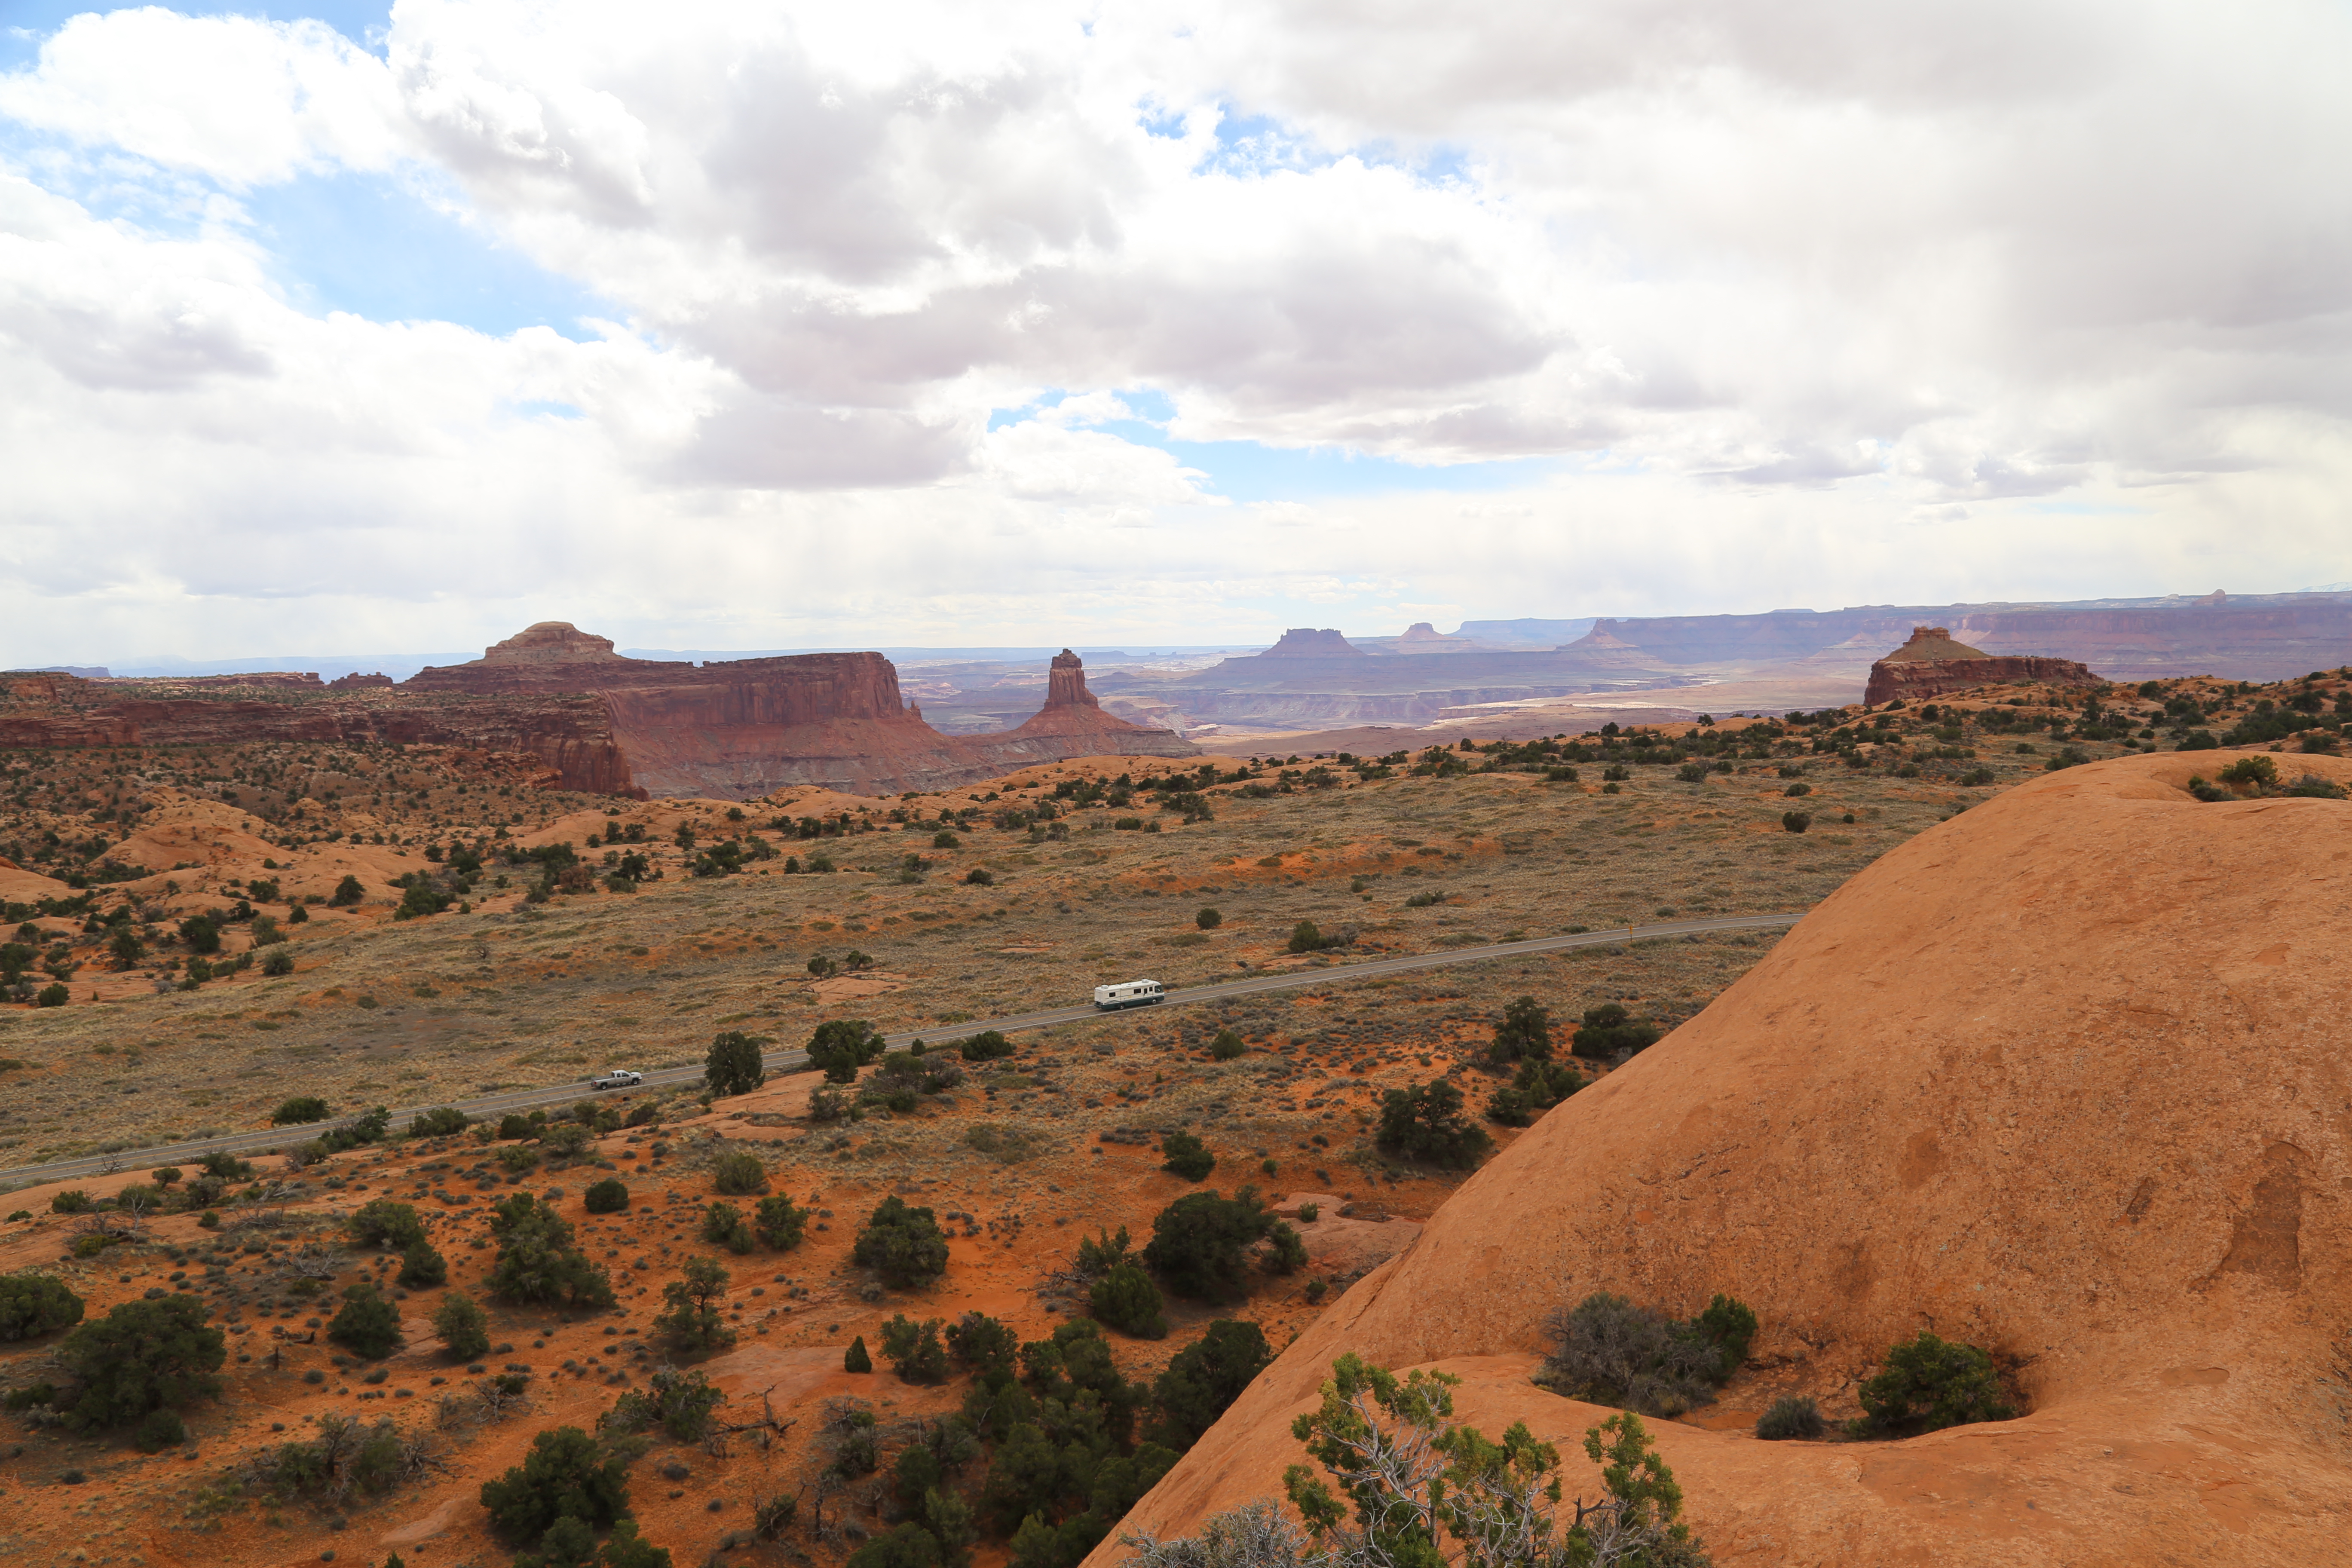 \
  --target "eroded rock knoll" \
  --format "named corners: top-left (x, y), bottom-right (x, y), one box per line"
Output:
top-left (974, 650), bottom-right (1196, 766)
top-left (1862, 625), bottom-right (2104, 706)
top-left (1093, 752), bottom-right (2352, 1566)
